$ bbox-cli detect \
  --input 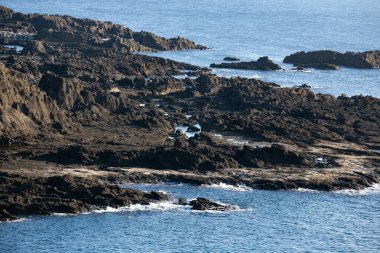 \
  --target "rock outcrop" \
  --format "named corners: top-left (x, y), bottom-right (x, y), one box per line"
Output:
top-left (284, 50), bottom-right (380, 69)
top-left (190, 198), bottom-right (234, 211)
top-left (0, 172), bottom-right (168, 221)
top-left (0, 5), bottom-right (205, 52)
top-left (211, 56), bottom-right (282, 70)
top-left (0, 63), bottom-right (66, 143)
